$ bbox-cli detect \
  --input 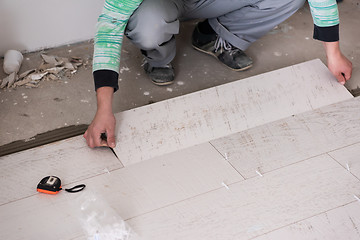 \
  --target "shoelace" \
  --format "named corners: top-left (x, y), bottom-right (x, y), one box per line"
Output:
top-left (214, 36), bottom-right (241, 56)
